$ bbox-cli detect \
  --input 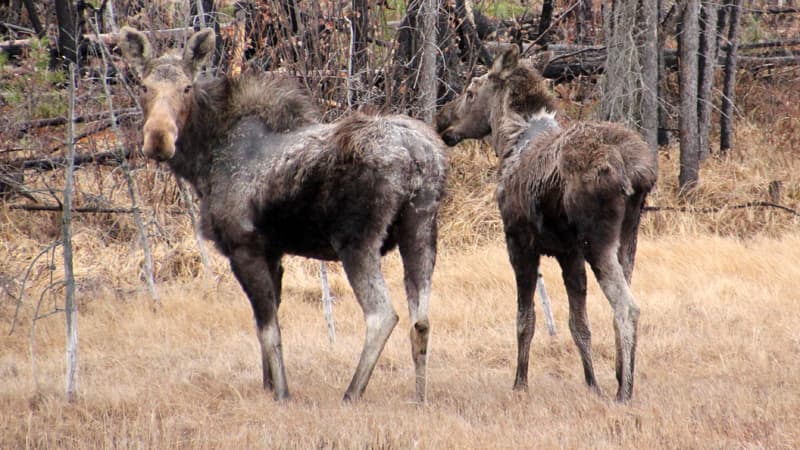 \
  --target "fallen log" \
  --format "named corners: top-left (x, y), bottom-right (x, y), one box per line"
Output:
top-left (4, 149), bottom-right (130, 172)
top-left (8, 203), bottom-right (137, 214)
top-left (0, 26), bottom-right (202, 56)
top-left (13, 108), bottom-right (139, 135)
top-left (531, 44), bottom-right (800, 81)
